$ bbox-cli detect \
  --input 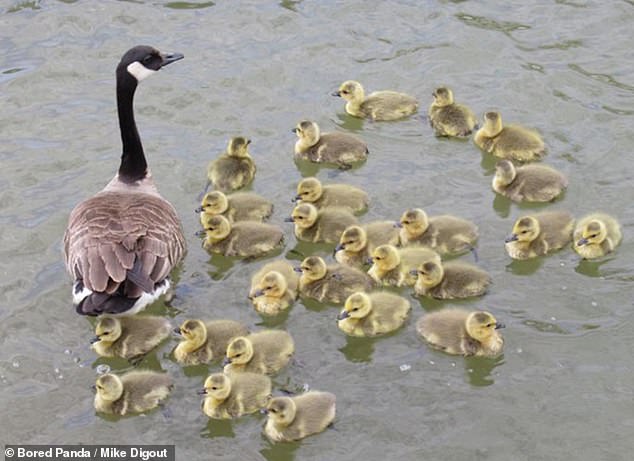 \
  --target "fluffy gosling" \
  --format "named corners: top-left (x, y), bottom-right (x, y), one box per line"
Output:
top-left (93, 370), bottom-right (172, 415)
top-left (411, 260), bottom-right (491, 299)
top-left (294, 177), bottom-right (368, 214)
top-left (264, 391), bottom-right (336, 442)
top-left (337, 291), bottom-right (411, 337)
top-left (286, 203), bottom-right (357, 244)
top-left (428, 87), bottom-right (477, 137)
top-left (223, 330), bottom-right (294, 375)
top-left (196, 190), bottom-right (273, 224)
top-left (200, 372), bottom-right (271, 419)
top-left (573, 213), bottom-right (622, 259)
top-left (505, 211), bottom-right (574, 259)
top-left (333, 80), bottom-right (418, 121)
top-left (492, 160), bottom-right (567, 202)
top-left (207, 136), bottom-right (256, 192)
top-left (474, 111), bottom-right (546, 162)
top-left (173, 319), bottom-right (249, 366)
top-left (91, 315), bottom-right (171, 361)
top-left (293, 120), bottom-right (368, 167)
